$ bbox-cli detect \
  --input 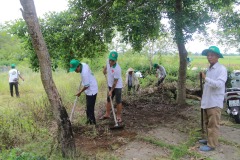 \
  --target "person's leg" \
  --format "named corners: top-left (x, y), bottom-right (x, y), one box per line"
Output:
top-left (157, 79), bottom-right (161, 86)
top-left (86, 95), bottom-right (90, 124)
top-left (127, 85), bottom-right (132, 95)
top-left (9, 83), bottom-right (14, 97)
top-left (86, 94), bottom-right (97, 125)
top-left (206, 107), bottom-right (221, 148)
top-left (115, 88), bottom-right (123, 122)
top-left (100, 87), bottom-right (115, 119)
top-left (15, 82), bottom-right (19, 97)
